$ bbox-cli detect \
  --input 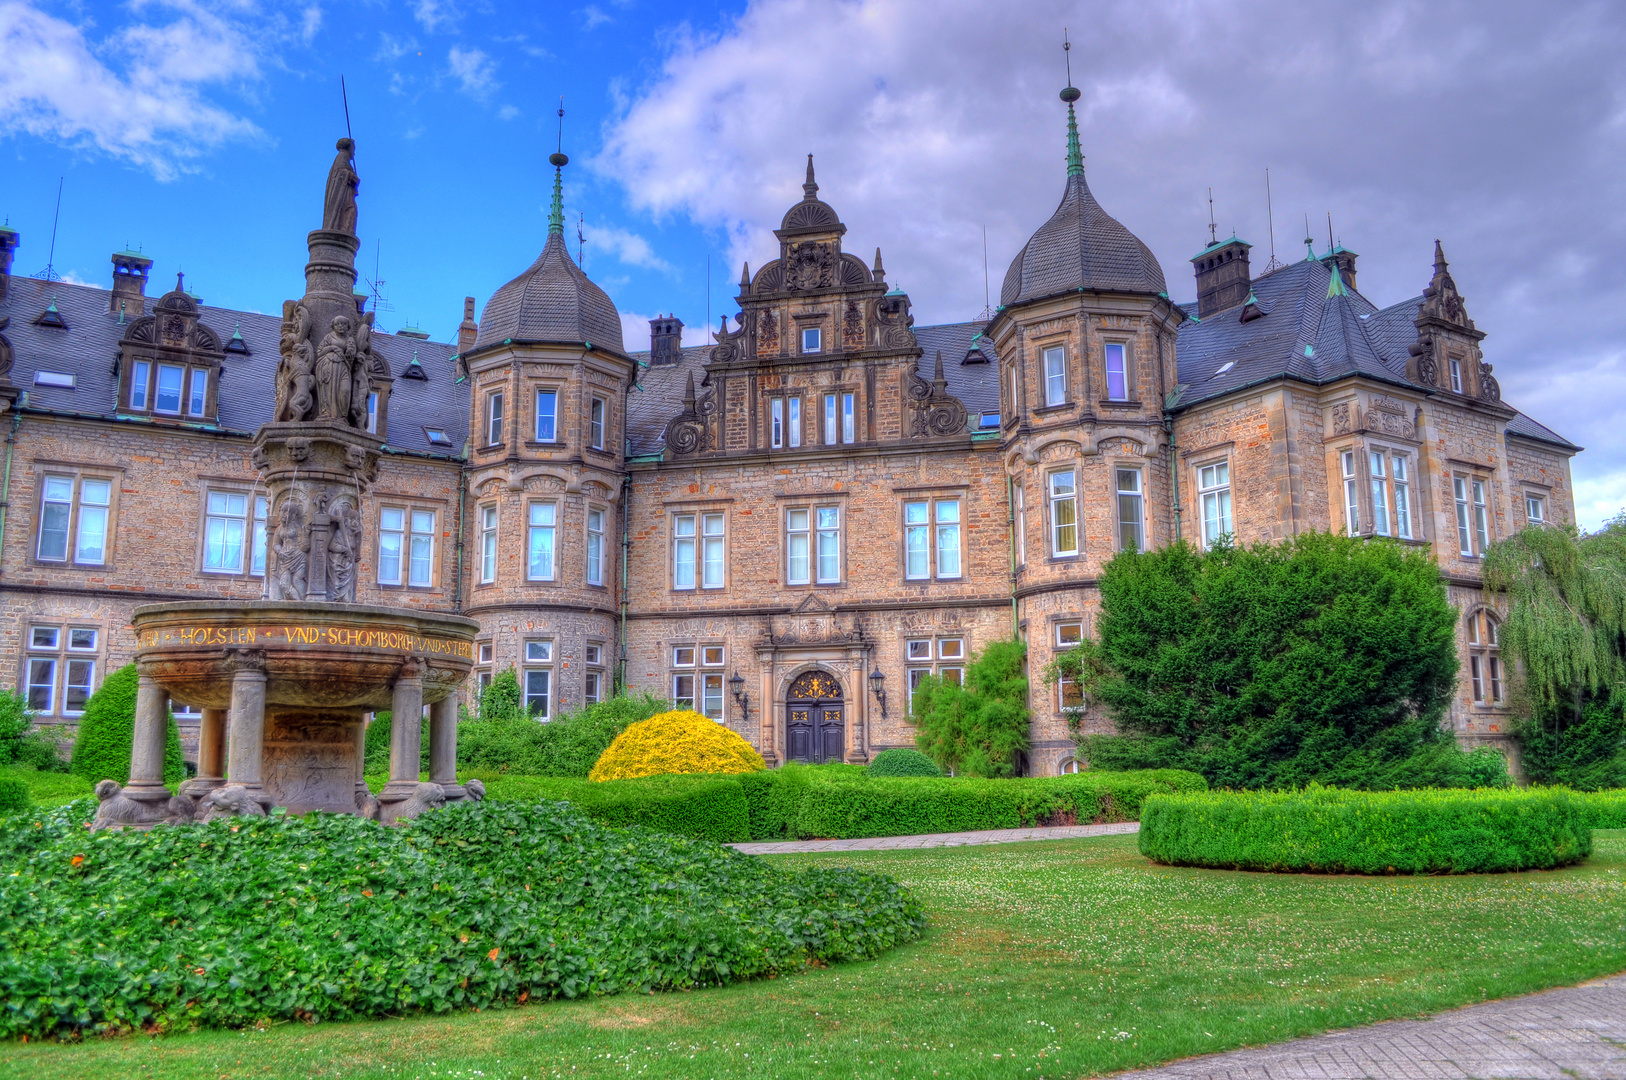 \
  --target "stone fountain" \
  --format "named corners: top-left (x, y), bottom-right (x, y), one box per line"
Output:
top-left (95, 139), bottom-right (479, 829)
